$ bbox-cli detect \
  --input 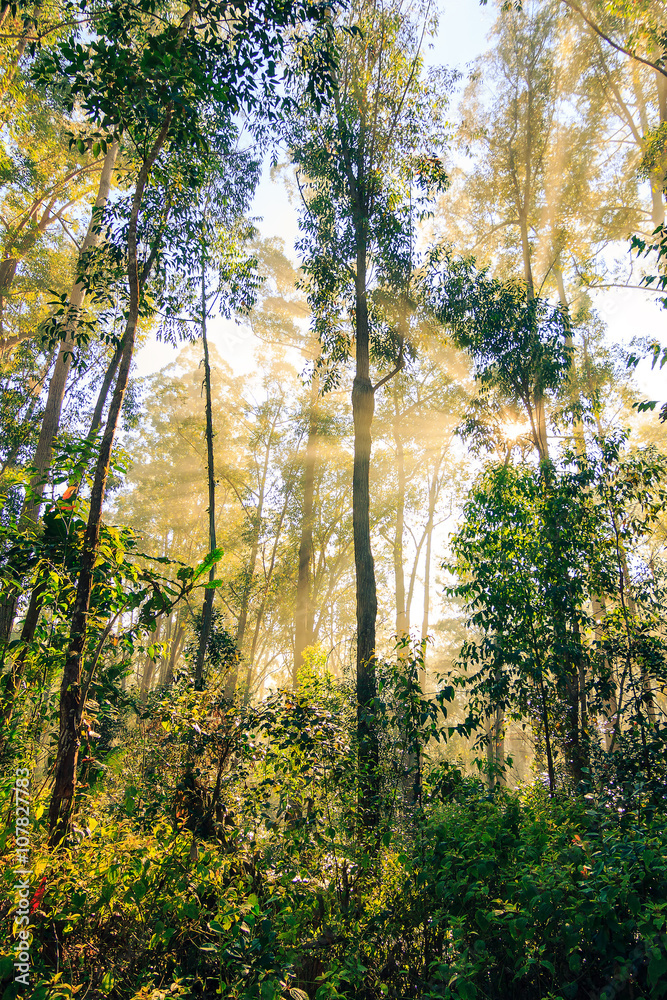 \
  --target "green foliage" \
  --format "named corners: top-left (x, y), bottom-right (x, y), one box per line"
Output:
top-left (4, 699), bottom-right (667, 1000)
top-left (445, 432), bottom-right (667, 789)
top-left (420, 789), bottom-right (667, 1000)
top-left (284, 0), bottom-right (452, 389)
top-left (422, 249), bottom-right (572, 410)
